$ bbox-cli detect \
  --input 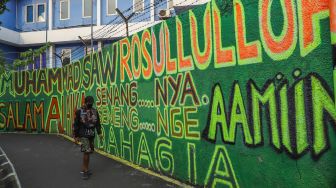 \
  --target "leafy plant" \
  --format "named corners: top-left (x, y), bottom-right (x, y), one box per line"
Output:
top-left (0, 0), bottom-right (11, 75)
top-left (0, 0), bottom-right (9, 14)
top-left (0, 43), bottom-right (50, 75)
top-left (0, 1), bottom-right (51, 76)
top-left (0, 50), bottom-right (13, 75)
top-left (0, 0), bottom-right (10, 25)
top-left (13, 43), bottom-right (51, 69)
